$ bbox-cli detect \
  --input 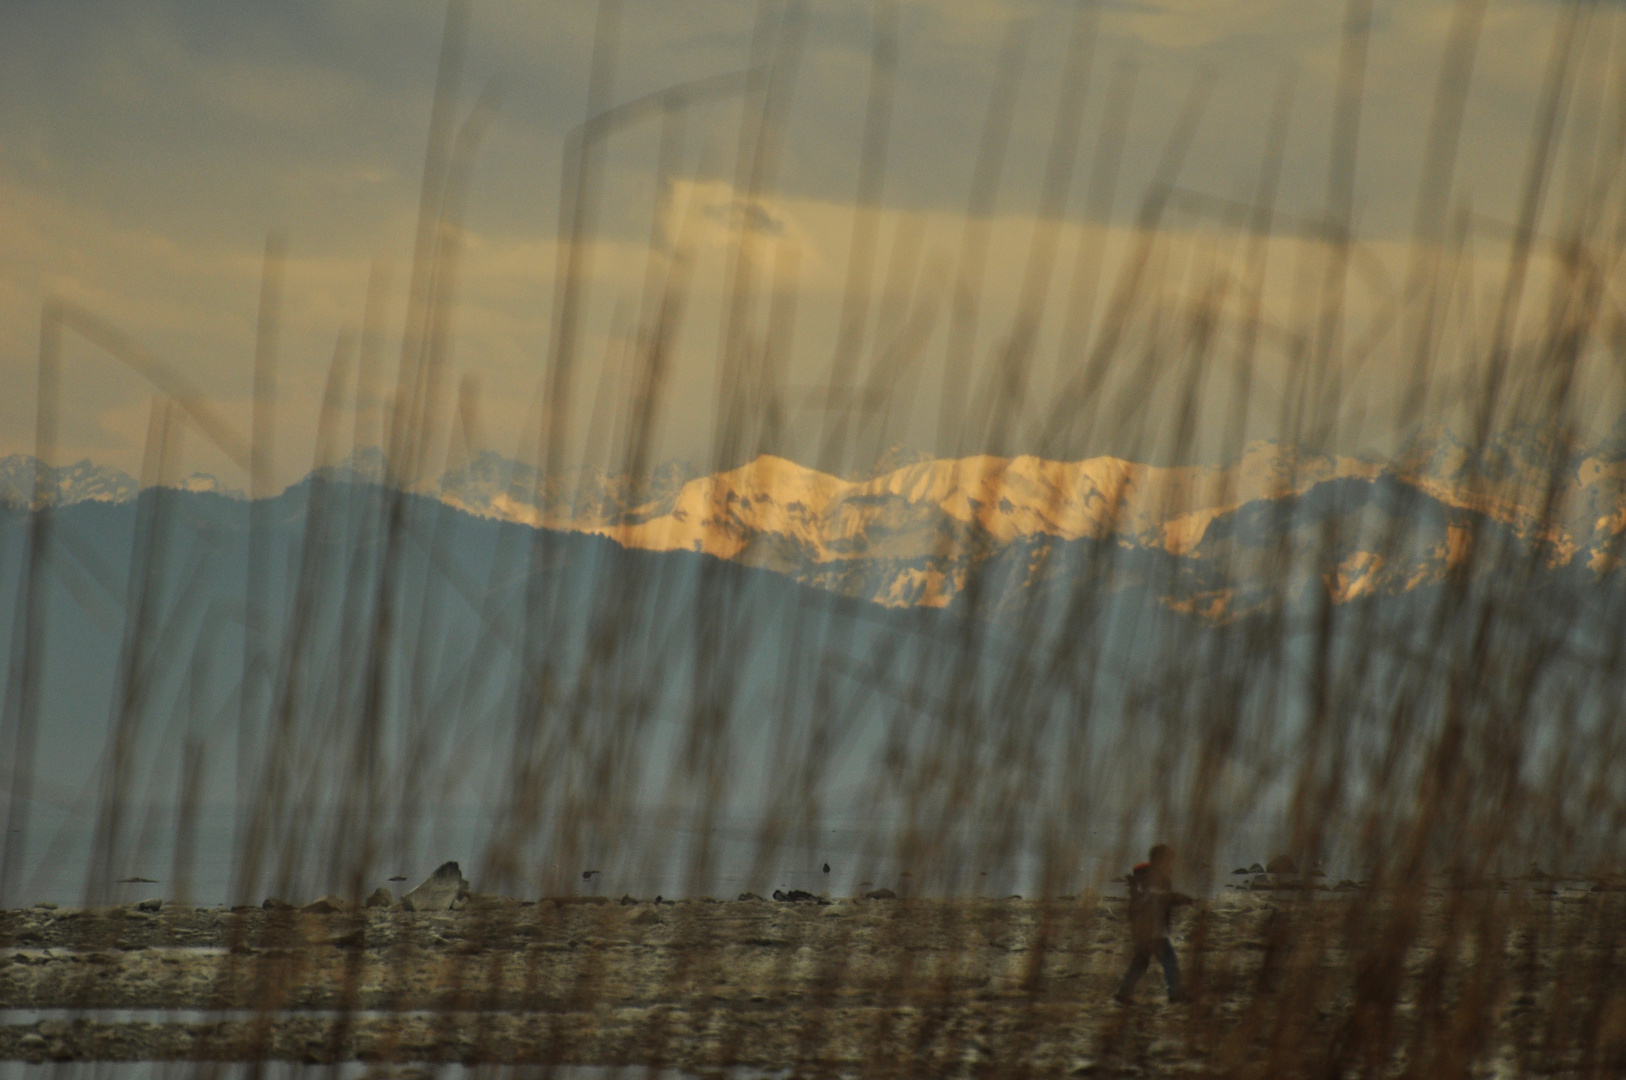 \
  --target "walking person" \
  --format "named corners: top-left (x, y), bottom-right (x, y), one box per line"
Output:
top-left (1115, 843), bottom-right (1193, 1004)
